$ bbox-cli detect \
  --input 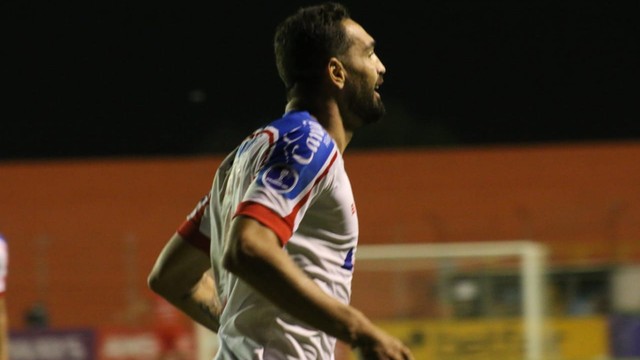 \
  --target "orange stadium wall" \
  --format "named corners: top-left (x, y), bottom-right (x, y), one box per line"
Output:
top-left (1, 142), bottom-right (640, 330)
